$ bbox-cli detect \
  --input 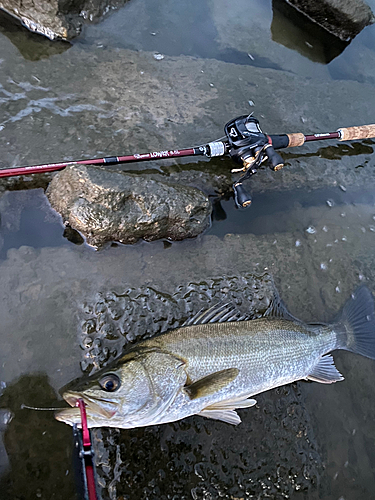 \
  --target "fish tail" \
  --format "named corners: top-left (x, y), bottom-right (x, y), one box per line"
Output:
top-left (332, 286), bottom-right (375, 359)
